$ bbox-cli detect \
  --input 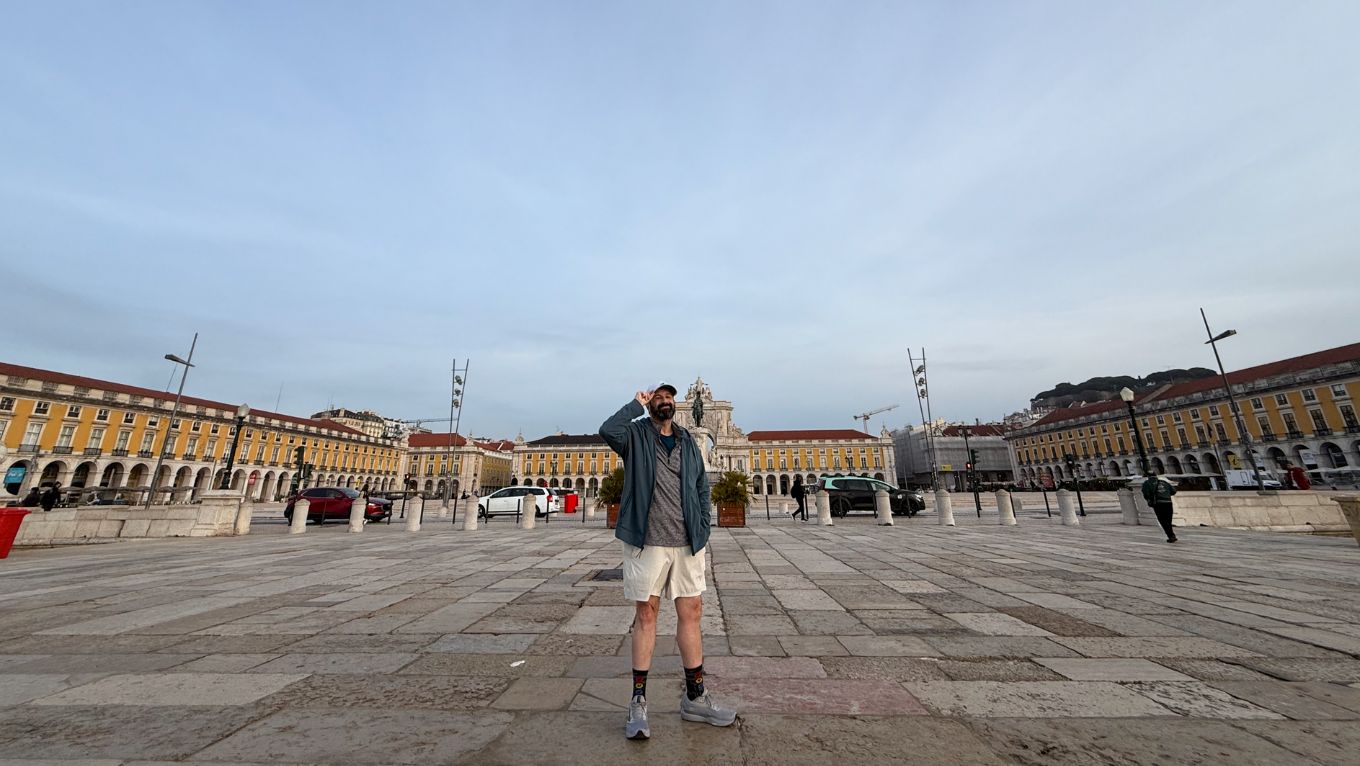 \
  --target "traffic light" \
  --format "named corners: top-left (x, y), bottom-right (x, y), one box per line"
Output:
top-left (965, 462), bottom-right (973, 471)
top-left (294, 446), bottom-right (305, 467)
top-left (969, 449), bottom-right (979, 466)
